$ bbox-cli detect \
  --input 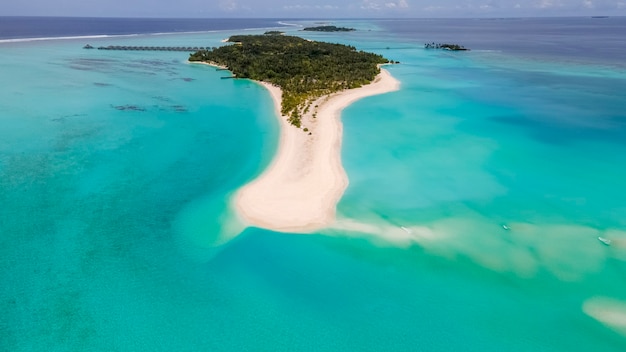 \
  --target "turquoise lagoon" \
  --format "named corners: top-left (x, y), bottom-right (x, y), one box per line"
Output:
top-left (1, 20), bottom-right (626, 351)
